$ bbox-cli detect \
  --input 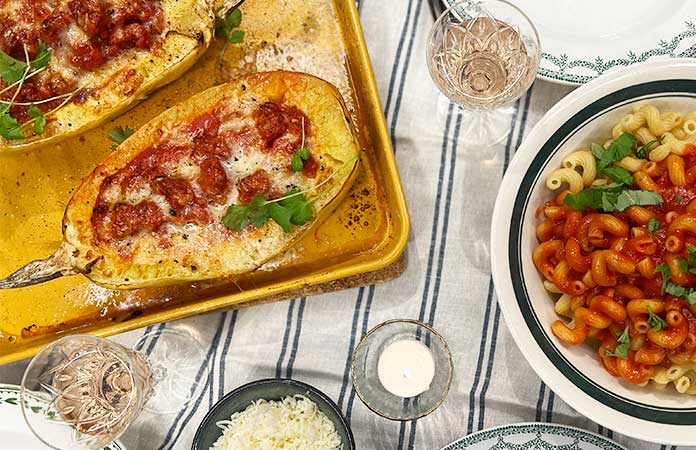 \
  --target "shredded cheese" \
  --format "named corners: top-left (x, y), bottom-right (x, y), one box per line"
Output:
top-left (210, 394), bottom-right (343, 450)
